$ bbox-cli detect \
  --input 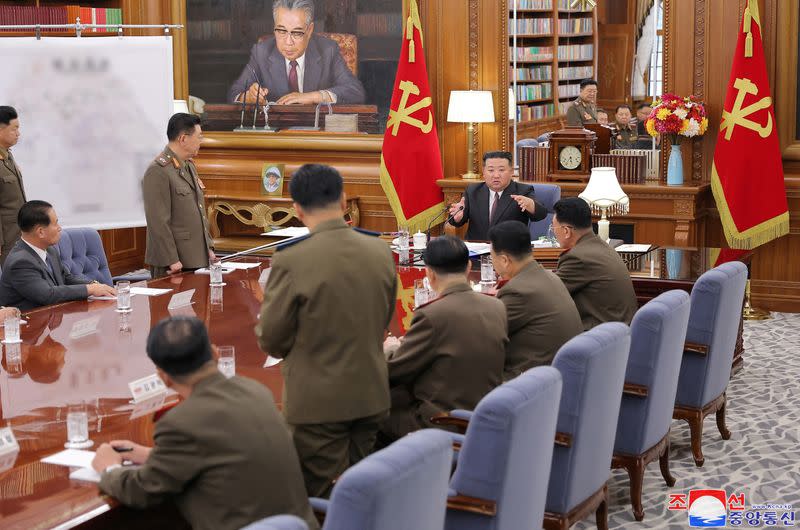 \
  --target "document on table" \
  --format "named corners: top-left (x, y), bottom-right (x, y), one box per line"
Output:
top-left (464, 242), bottom-right (491, 257)
top-left (263, 227), bottom-right (309, 237)
top-left (70, 466), bottom-right (102, 483)
top-left (220, 262), bottom-right (261, 270)
top-left (88, 295), bottom-right (116, 301)
top-left (615, 244), bottom-right (654, 253)
top-left (42, 449), bottom-right (95, 468)
top-left (130, 287), bottom-right (173, 296)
